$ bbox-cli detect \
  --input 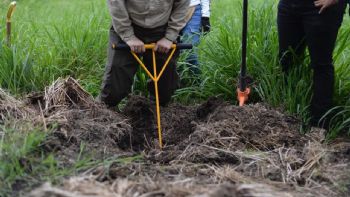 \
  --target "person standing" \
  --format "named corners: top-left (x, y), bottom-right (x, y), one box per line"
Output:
top-left (277, 0), bottom-right (347, 128)
top-left (99, 0), bottom-right (190, 108)
top-left (181, 0), bottom-right (211, 76)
